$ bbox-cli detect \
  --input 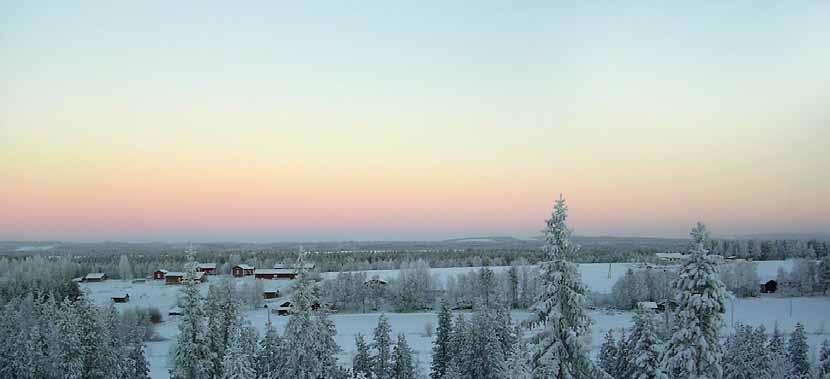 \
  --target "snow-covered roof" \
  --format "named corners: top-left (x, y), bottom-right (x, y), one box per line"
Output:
top-left (168, 307), bottom-right (183, 315)
top-left (197, 263), bottom-right (217, 269)
top-left (272, 263), bottom-right (315, 270)
top-left (255, 268), bottom-right (297, 275)
top-left (85, 273), bottom-right (106, 279)
top-left (111, 294), bottom-right (129, 299)
top-left (155, 269), bottom-right (168, 273)
top-left (165, 271), bottom-right (206, 279)
top-left (235, 264), bottom-right (255, 270)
